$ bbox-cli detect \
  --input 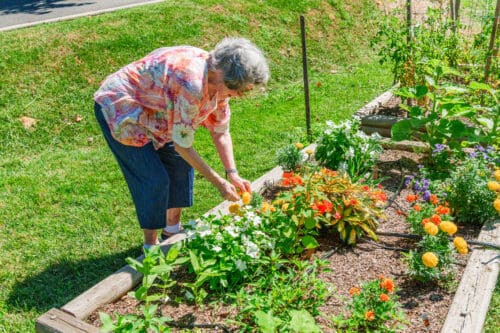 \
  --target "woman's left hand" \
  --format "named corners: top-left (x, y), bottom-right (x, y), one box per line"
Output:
top-left (228, 173), bottom-right (251, 194)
